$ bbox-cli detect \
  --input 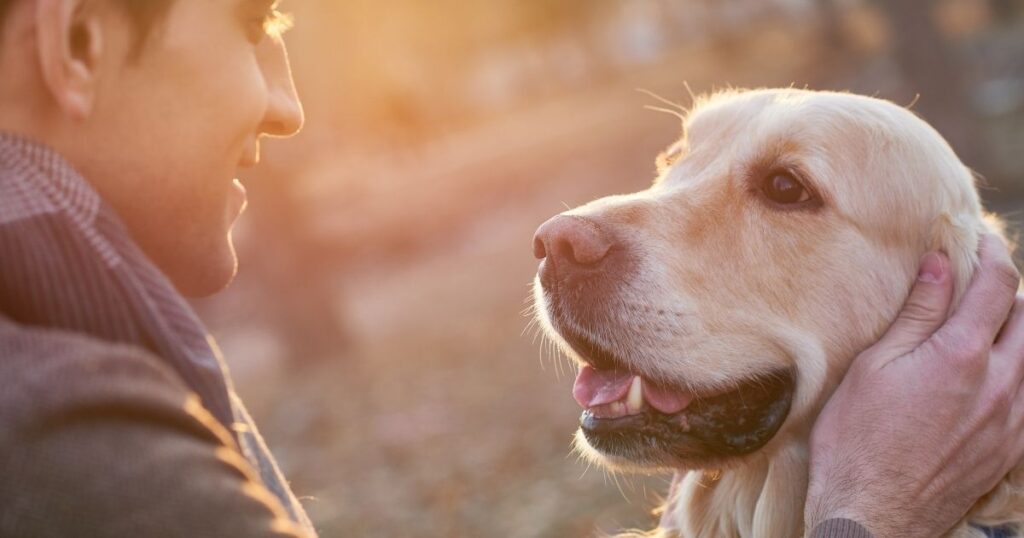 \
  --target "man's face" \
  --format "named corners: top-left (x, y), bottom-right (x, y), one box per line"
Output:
top-left (77, 0), bottom-right (302, 296)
